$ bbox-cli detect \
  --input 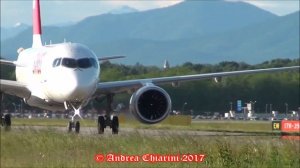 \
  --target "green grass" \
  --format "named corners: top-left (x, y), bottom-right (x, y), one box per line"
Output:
top-left (1, 127), bottom-right (299, 168)
top-left (11, 118), bottom-right (97, 127)
top-left (1, 119), bottom-right (300, 167)
top-left (11, 118), bottom-right (272, 133)
top-left (189, 120), bottom-right (272, 133)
